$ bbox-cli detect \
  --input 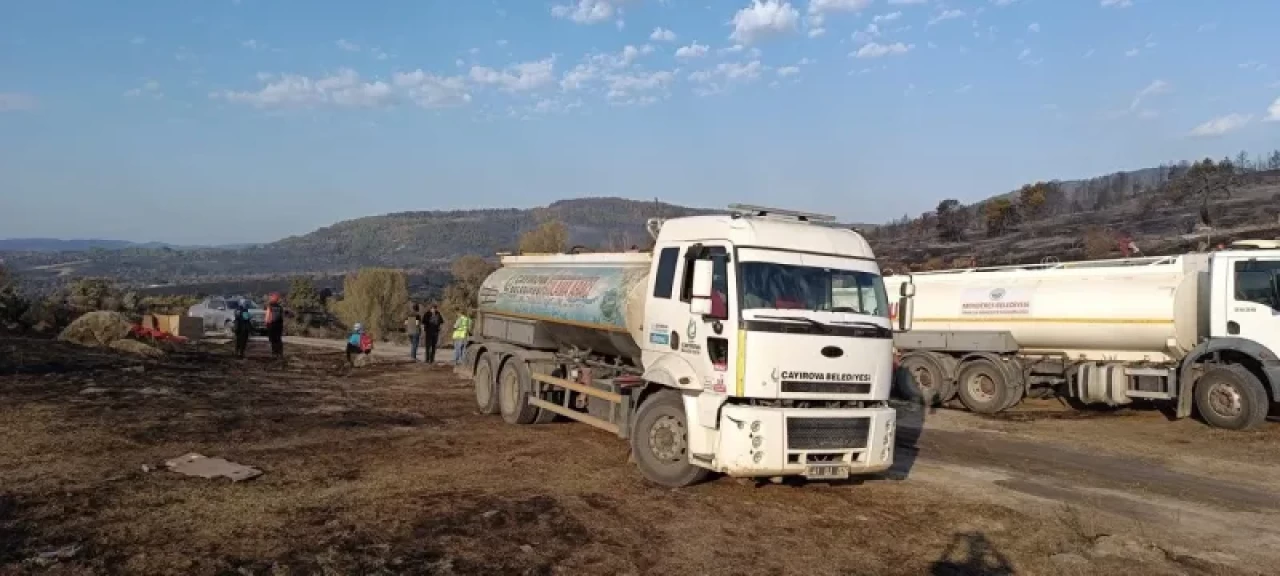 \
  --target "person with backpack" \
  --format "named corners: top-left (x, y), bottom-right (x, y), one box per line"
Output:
top-left (264, 292), bottom-right (286, 360)
top-left (346, 323), bottom-right (374, 366)
top-left (232, 298), bottom-right (253, 358)
top-left (422, 303), bottom-right (444, 364)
